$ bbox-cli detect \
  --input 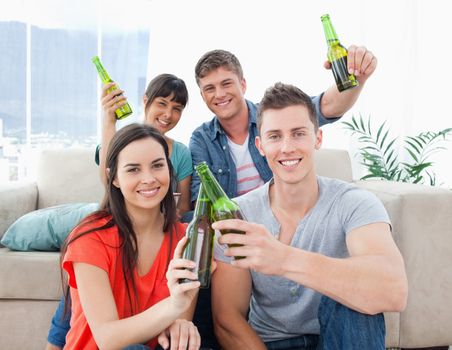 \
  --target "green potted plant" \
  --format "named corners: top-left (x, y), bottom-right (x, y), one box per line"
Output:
top-left (343, 115), bottom-right (452, 186)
